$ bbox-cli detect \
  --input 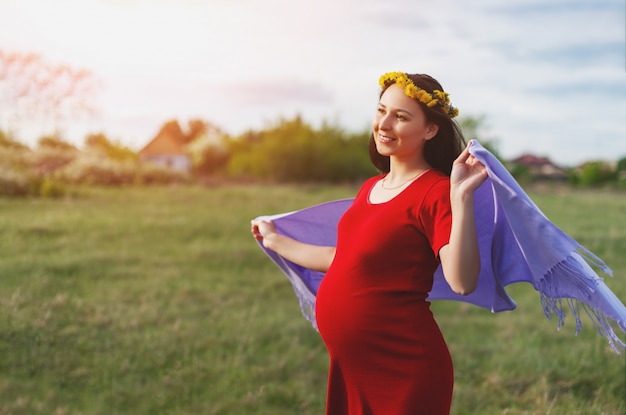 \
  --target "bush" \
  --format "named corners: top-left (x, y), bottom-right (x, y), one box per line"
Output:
top-left (0, 164), bottom-right (66, 198)
top-left (0, 145), bottom-right (66, 197)
top-left (136, 162), bottom-right (191, 185)
top-left (0, 167), bottom-right (32, 196)
top-left (54, 154), bottom-right (191, 186)
top-left (38, 177), bottom-right (66, 198)
top-left (30, 146), bottom-right (79, 175)
top-left (0, 146), bottom-right (31, 170)
top-left (54, 155), bottom-right (137, 185)
top-left (572, 161), bottom-right (616, 188)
